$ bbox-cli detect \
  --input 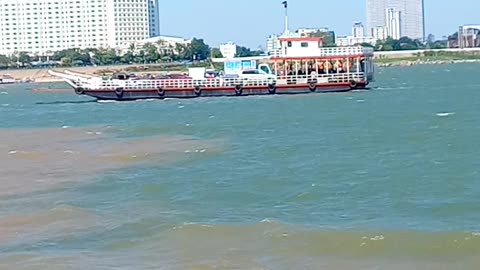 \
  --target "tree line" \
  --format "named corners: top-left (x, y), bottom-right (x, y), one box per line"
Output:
top-left (0, 32), bottom-right (460, 69)
top-left (0, 38), bottom-right (266, 69)
top-left (306, 30), bottom-right (450, 51)
top-left (366, 36), bottom-right (448, 51)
